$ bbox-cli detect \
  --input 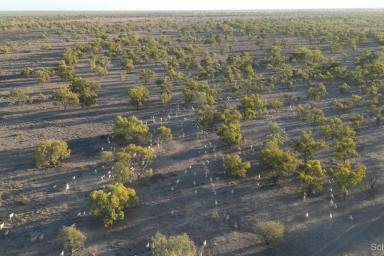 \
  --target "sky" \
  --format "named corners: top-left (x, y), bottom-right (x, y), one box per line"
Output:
top-left (0, 0), bottom-right (383, 11)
